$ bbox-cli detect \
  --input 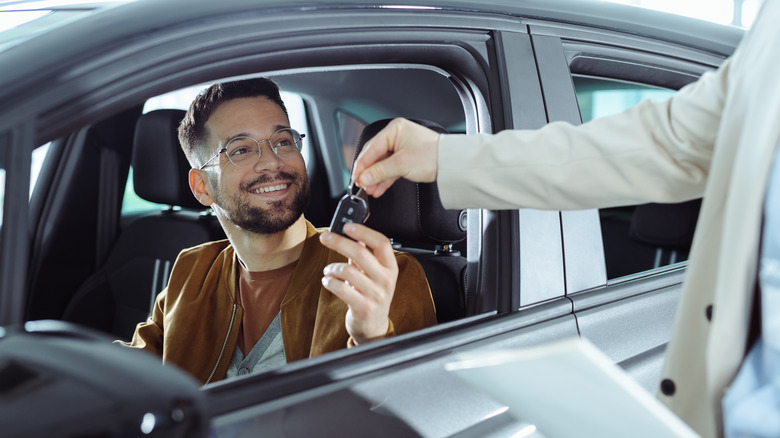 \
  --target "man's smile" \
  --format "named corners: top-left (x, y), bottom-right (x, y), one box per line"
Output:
top-left (251, 183), bottom-right (290, 194)
top-left (240, 171), bottom-right (299, 198)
